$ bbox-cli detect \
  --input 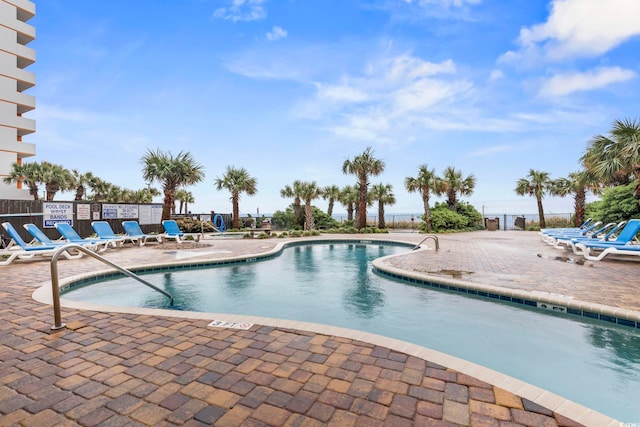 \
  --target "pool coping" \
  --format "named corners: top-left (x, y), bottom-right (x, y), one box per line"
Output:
top-left (32, 238), bottom-right (625, 426)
